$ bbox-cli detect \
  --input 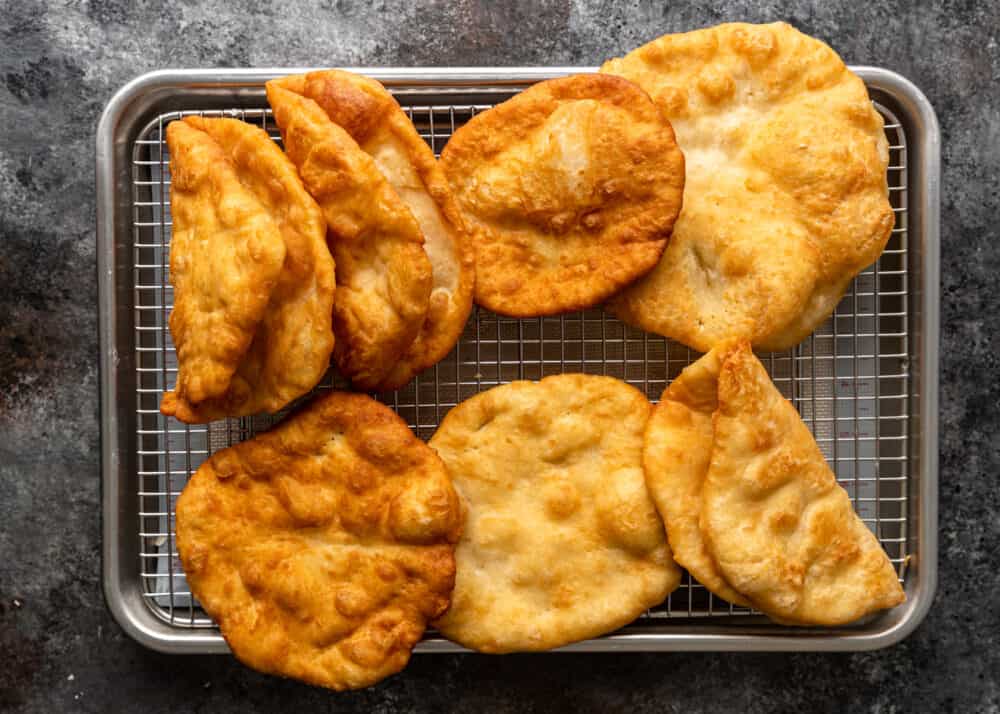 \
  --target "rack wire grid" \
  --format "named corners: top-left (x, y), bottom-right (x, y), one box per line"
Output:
top-left (130, 93), bottom-right (910, 632)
